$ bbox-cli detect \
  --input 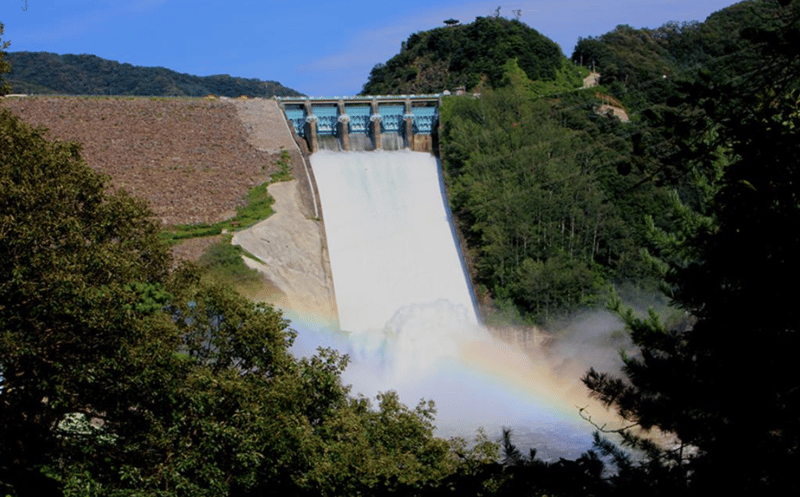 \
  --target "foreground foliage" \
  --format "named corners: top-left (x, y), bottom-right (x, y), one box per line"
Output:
top-left (582, 1), bottom-right (800, 494)
top-left (0, 108), bottom-right (488, 496)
